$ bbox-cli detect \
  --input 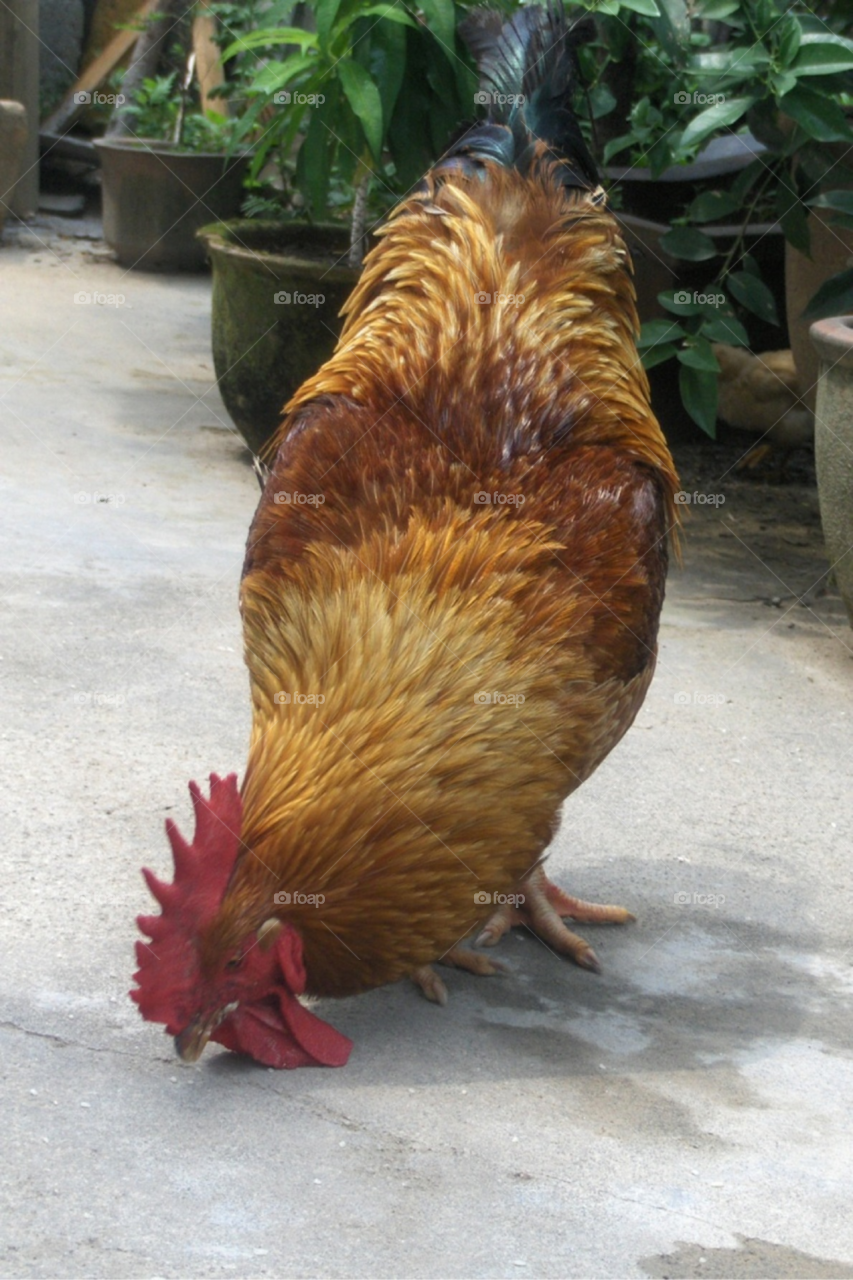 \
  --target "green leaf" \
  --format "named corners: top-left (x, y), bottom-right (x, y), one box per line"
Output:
top-left (802, 266), bottom-right (853, 320)
top-left (641, 343), bottom-right (680, 370)
top-left (417, 0), bottom-right (456, 53)
top-left (618, 0), bottom-right (660, 14)
top-left (638, 318), bottom-right (686, 347)
top-left (776, 17), bottom-right (802, 68)
top-left (679, 364), bottom-right (718, 436)
top-left (730, 159), bottom-right (765, 204)
top-left (248, 53), bottom-right (317, 95)
top-left (770, 71), bottom-right (798, 97)
top-left (296, 93), bottom-right (335, 214)
top-left (603, 132), bottom-right (639, 165)
top-left (793, 42), bottom-right (853, 76)
top-left (660, 226), bottom-right (719, 261)
top-left (658, 289), bottom-right (706, 316)
top-left (315, 0), bottom-right (344, 52)
top-left (727, 270), bottom-right (779, 324)
top-left (779, 85), bottom-right (853, 142)
top-left (221, 27), bottom-right (318, 59)
top-left (688, 190), bottom-right (741, 222)
top-left (356, 16), bottom-right (406, 124)
top-left (695, 0), bottom-right (741, 18)
top-left (679, 96), bottom-right (755, 151)
top-left (689, 50), bottom-right (768, 78)
top-left (647, 0), bottom-right (690, 54)
top-left (700, 313), bottom-right (750, 344)
top-left (588, 84), bottom-right (617, 119)
top-left (357, 5), bottom-right (418, 25)
top-left (808, 189), bottom-right (853, 215)
top-left (337, 60), bottom-right (384, 161)
top-left (677, 335), bottom-right (721, 372)
top-left (798, 32), bottom-right (853, 49)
